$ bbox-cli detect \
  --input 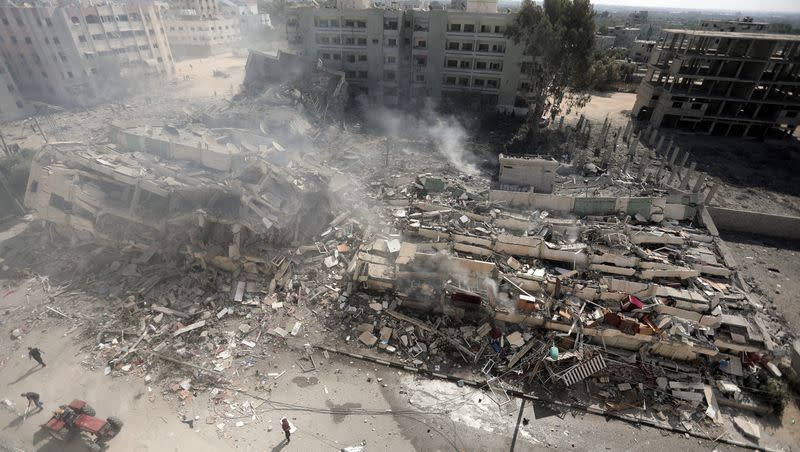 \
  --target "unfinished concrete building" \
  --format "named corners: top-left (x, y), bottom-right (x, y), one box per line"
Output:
top-left (0, 0), bottom-right (175, 107)
top-left (285, 0), bottom-right (527, 110)
top-left (633, 29), bottom-right (800, 137)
